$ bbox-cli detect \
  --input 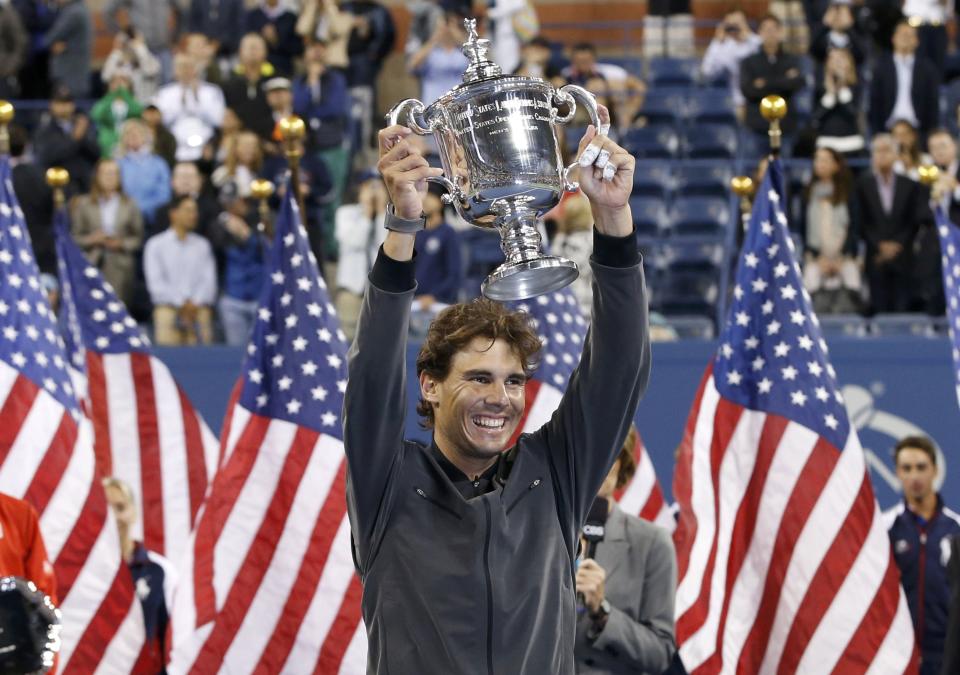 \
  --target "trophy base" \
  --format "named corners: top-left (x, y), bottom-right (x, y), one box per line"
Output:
top-left (481, 256), bottom-right (579, 301)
